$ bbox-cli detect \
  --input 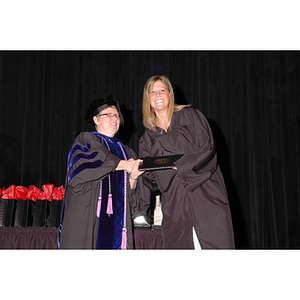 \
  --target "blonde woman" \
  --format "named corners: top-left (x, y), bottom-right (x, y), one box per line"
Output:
top-left (138, 75), bottom-right (235, 249)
